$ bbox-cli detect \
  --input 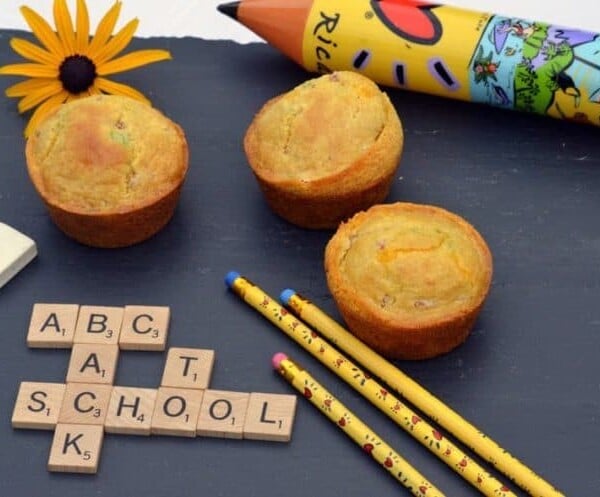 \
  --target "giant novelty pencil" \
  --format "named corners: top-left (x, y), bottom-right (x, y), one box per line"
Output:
top-left (218, 0), bottom-right (600, 125)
